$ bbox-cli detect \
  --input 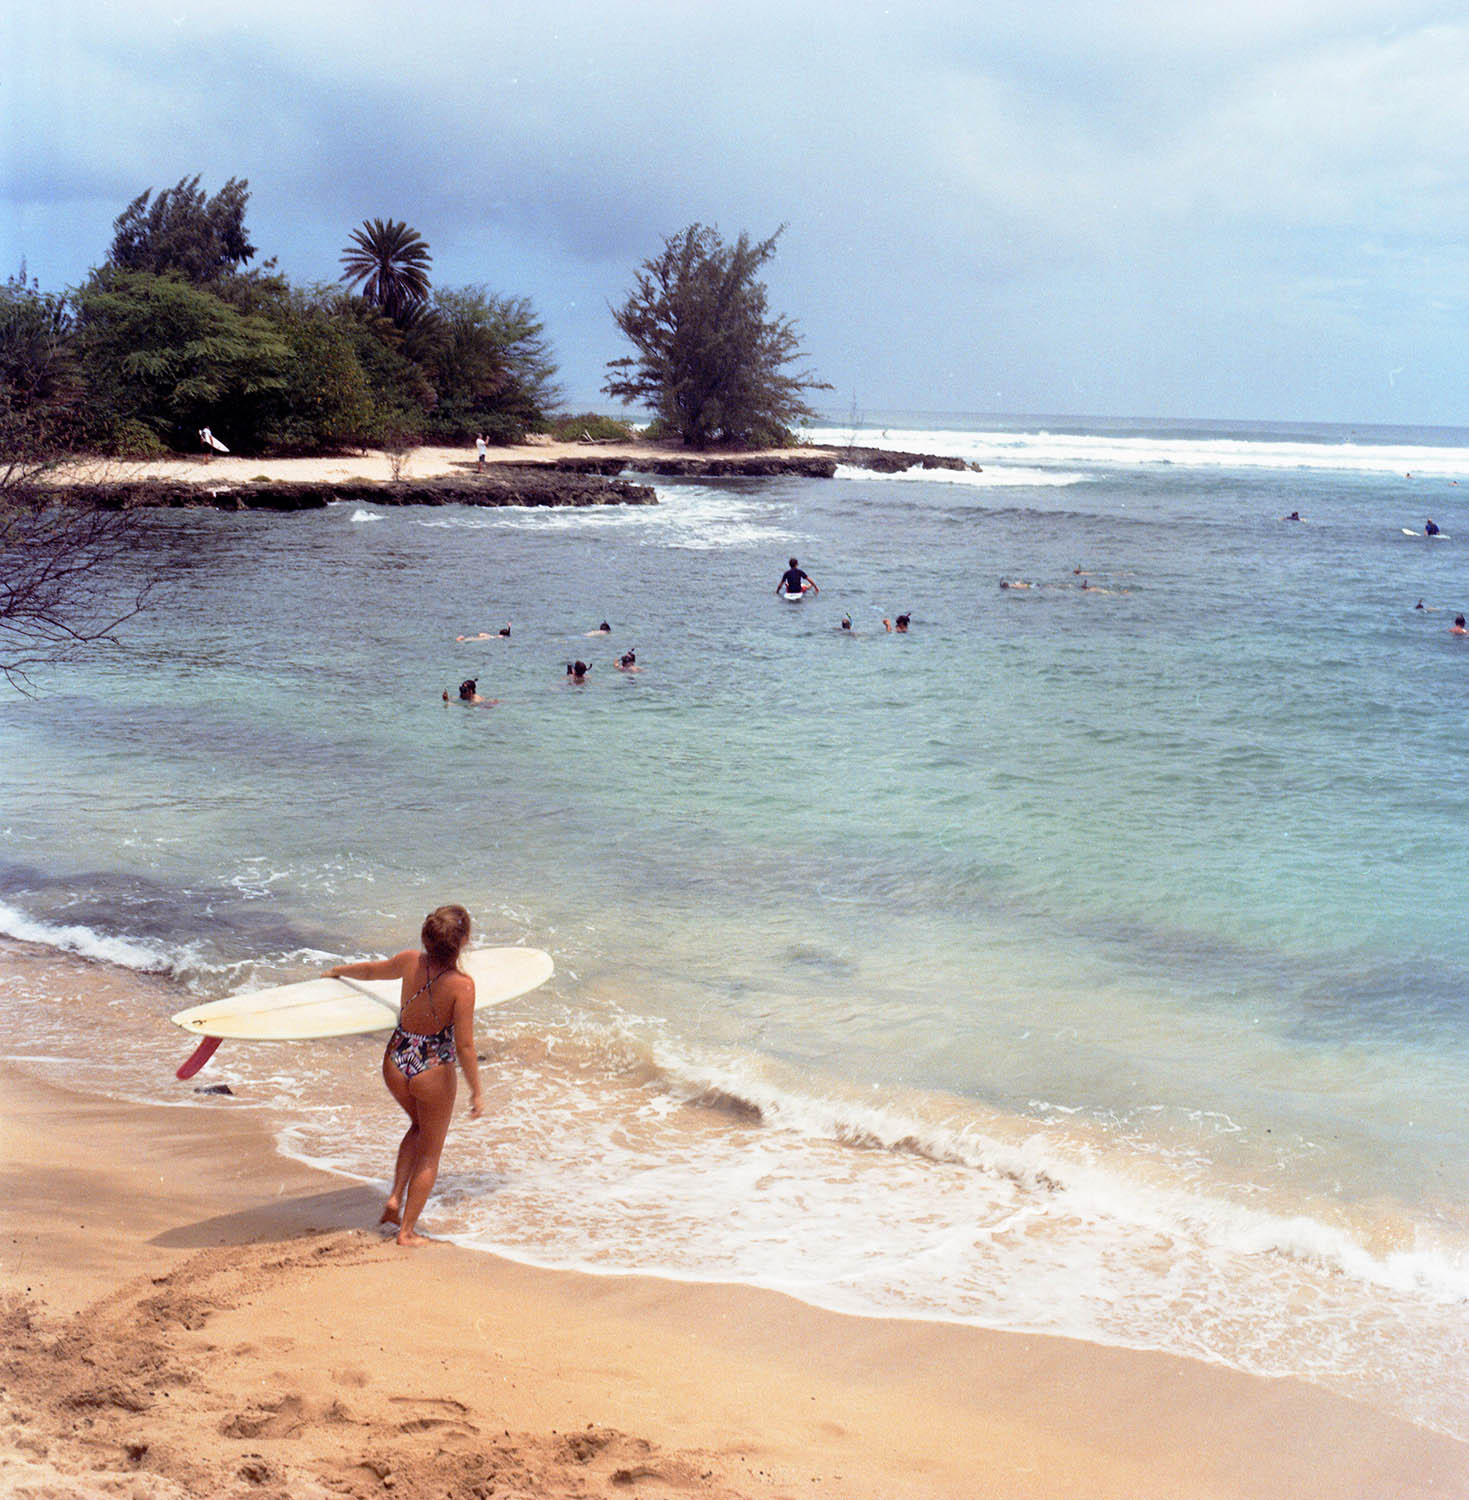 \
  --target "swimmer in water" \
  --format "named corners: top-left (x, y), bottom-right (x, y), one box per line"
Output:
top-left (614, 649), bottom-right (640, 672)
top-left (1452, 615), bottom-right (1467, 636)
top-left (777, 557), bottom-right (817, 596)
top-left (840, 614), bottom-right (852, 631)
top-left (566, 660), bottom-right (590, 682)
top-left (999, 579), bottom-right (1032, 590)
top-left (497, 621), bottom-right (511, 638)
top-left (586, 621), bottom-right (612, 636)
top-left (894, 613), bottom-right (910, 632)
top-left (448, 679), bottom-right (497, 706)
top-left (1283, 511), bottom-right (1302, 522)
